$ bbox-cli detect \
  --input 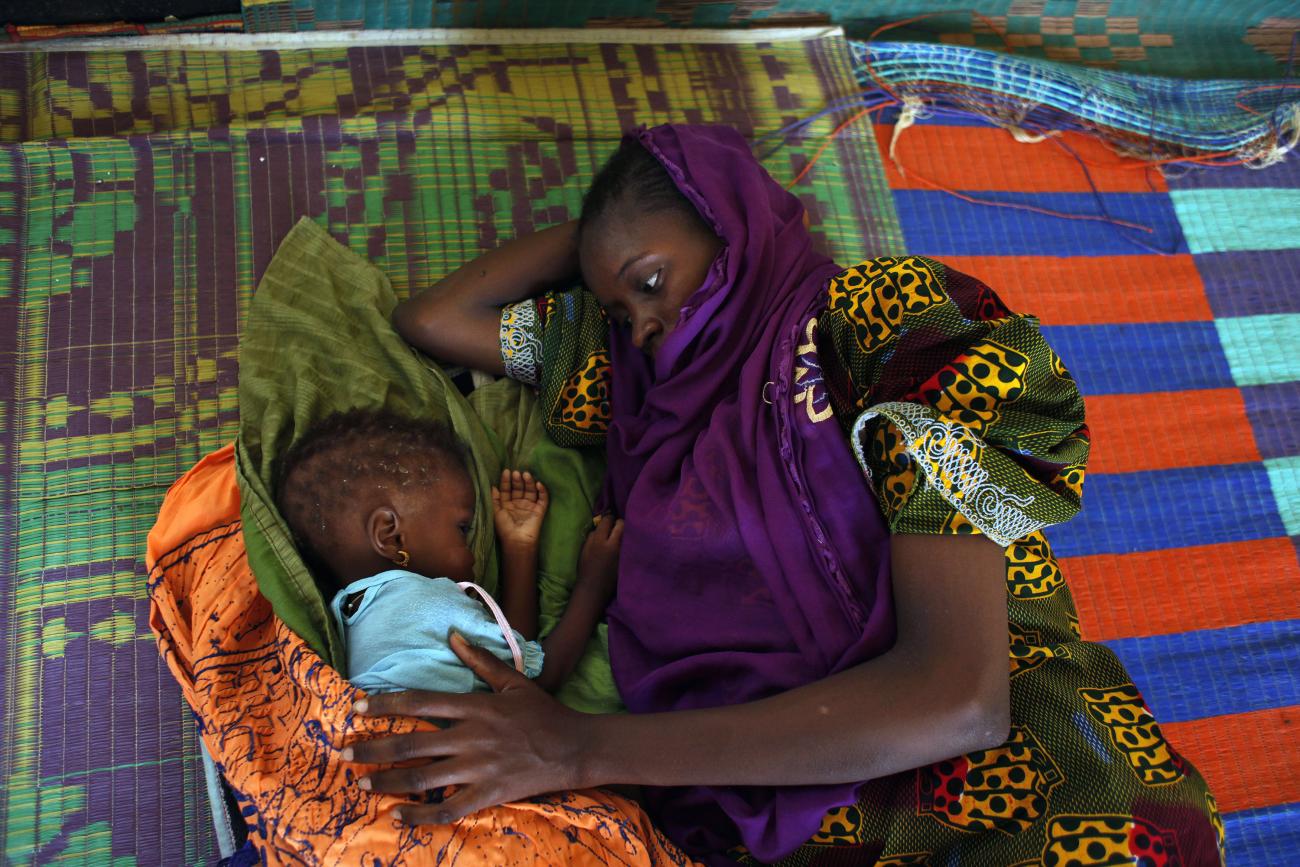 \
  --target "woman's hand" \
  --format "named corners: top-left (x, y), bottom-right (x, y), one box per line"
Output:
top-left (345, 632), bottom-right (592, 824)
